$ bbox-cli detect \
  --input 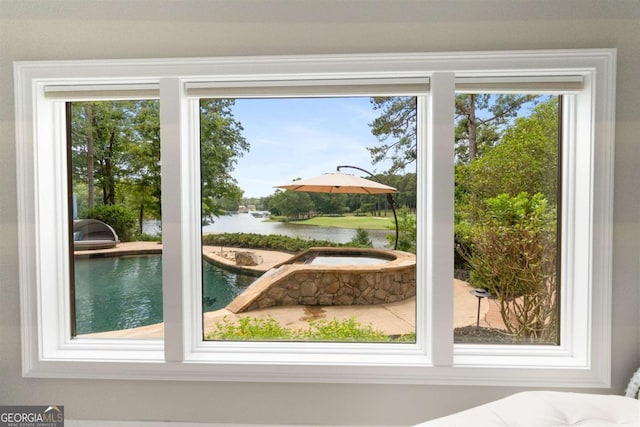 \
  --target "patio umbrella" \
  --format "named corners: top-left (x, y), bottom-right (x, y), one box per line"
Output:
top-left (275, 166), bottom-right (400, 249)
top-left (275, 172), bottom-right (398, 195)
